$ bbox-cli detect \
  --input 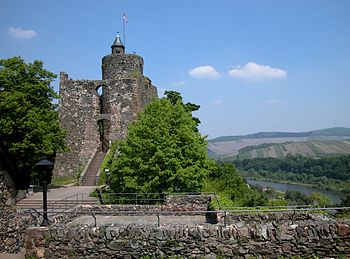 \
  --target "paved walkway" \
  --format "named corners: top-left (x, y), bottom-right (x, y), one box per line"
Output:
top-left (0, 249), bottom-right (25, 259)
top-left (25, 185), bottom-right (98, 201)
top-left (68, 215), bottom-right (207, 227)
